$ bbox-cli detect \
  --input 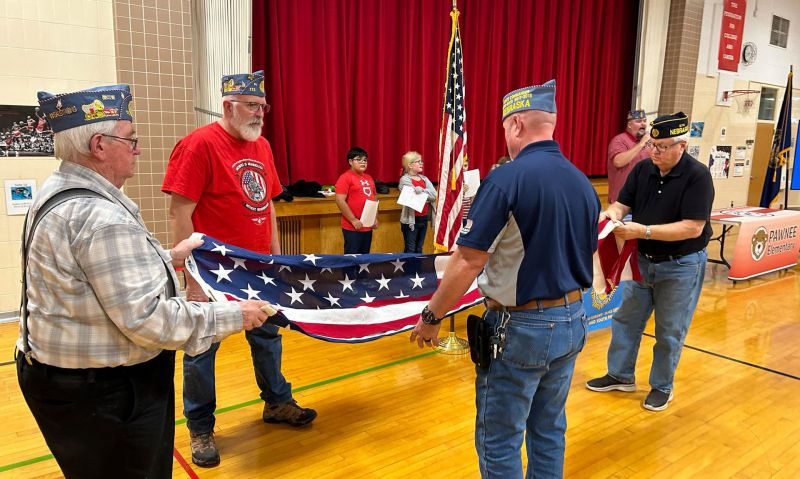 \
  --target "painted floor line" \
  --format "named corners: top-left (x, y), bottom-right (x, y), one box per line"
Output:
top-left (642, 332), bottom-right (799, 381)
top-left (0, 350), bottom-right (437, 473)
